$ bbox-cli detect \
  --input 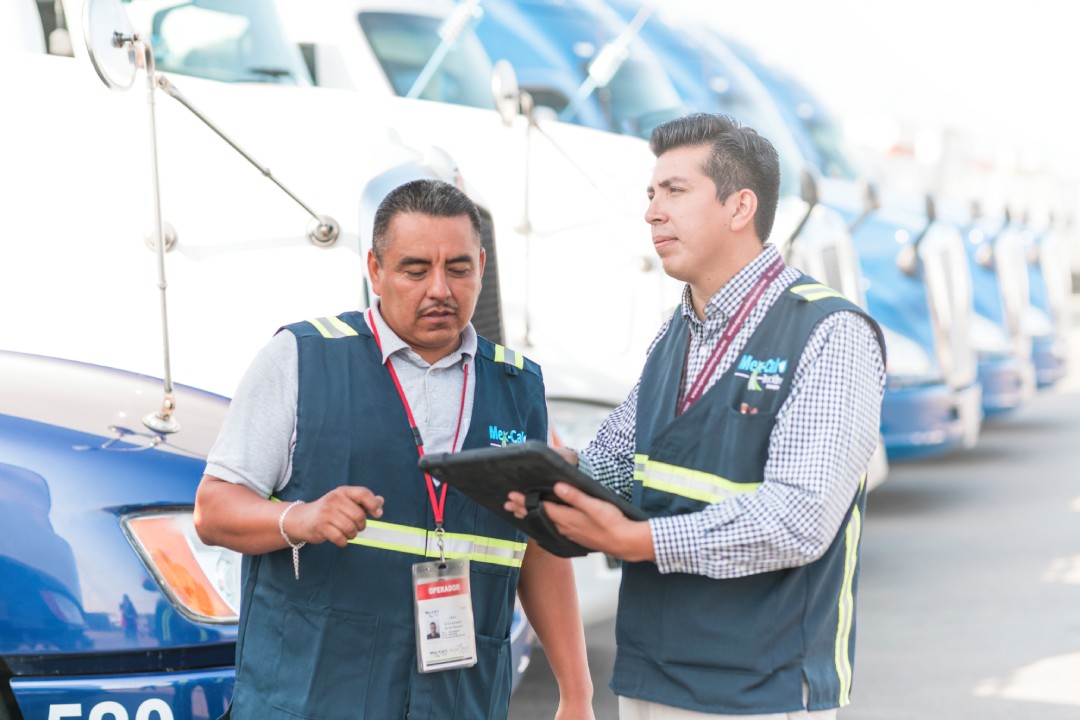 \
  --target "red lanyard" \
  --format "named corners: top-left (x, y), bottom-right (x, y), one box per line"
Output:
top-left (677, 257), bottom-right (785, 416)
top-left (368, 310), bottom-right (469, 527)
